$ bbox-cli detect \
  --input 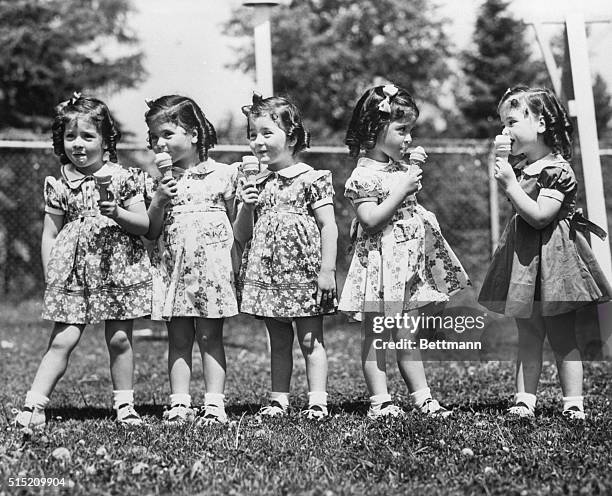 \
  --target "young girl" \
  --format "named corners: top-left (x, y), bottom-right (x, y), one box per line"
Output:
top-left (338, 85), bottom-right (470, 419)
top-left (14, 94), bottom-right (152, 429)
top-left (143, 95), bottom-right (238, 424)
top-left (234, 94), bottom-right (337, 420)
top-left (478, 86), bottom-right (612, 419)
